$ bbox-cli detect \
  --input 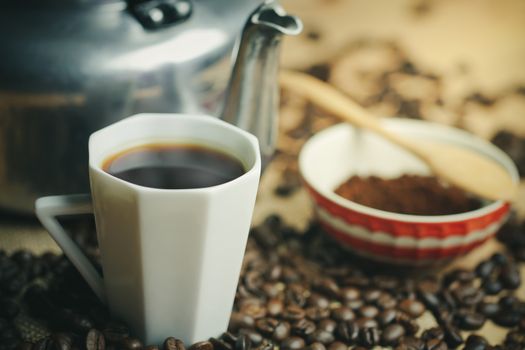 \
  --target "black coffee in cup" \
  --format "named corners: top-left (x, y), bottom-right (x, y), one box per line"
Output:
top-left (102, 143), bottom-right (245, 189)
